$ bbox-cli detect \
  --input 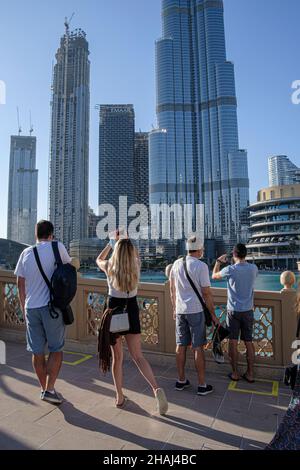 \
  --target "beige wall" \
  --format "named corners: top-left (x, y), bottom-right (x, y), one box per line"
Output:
top-left (257, 184), bottom-right (300, 202)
